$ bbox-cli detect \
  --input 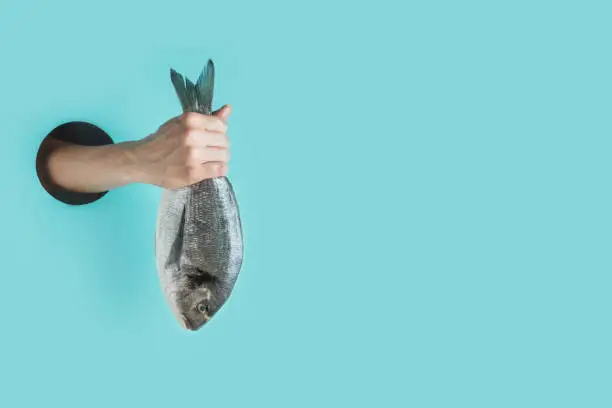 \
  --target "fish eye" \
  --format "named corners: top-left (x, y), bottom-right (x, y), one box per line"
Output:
top-left (196, 302), bottom-right (208, 314)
